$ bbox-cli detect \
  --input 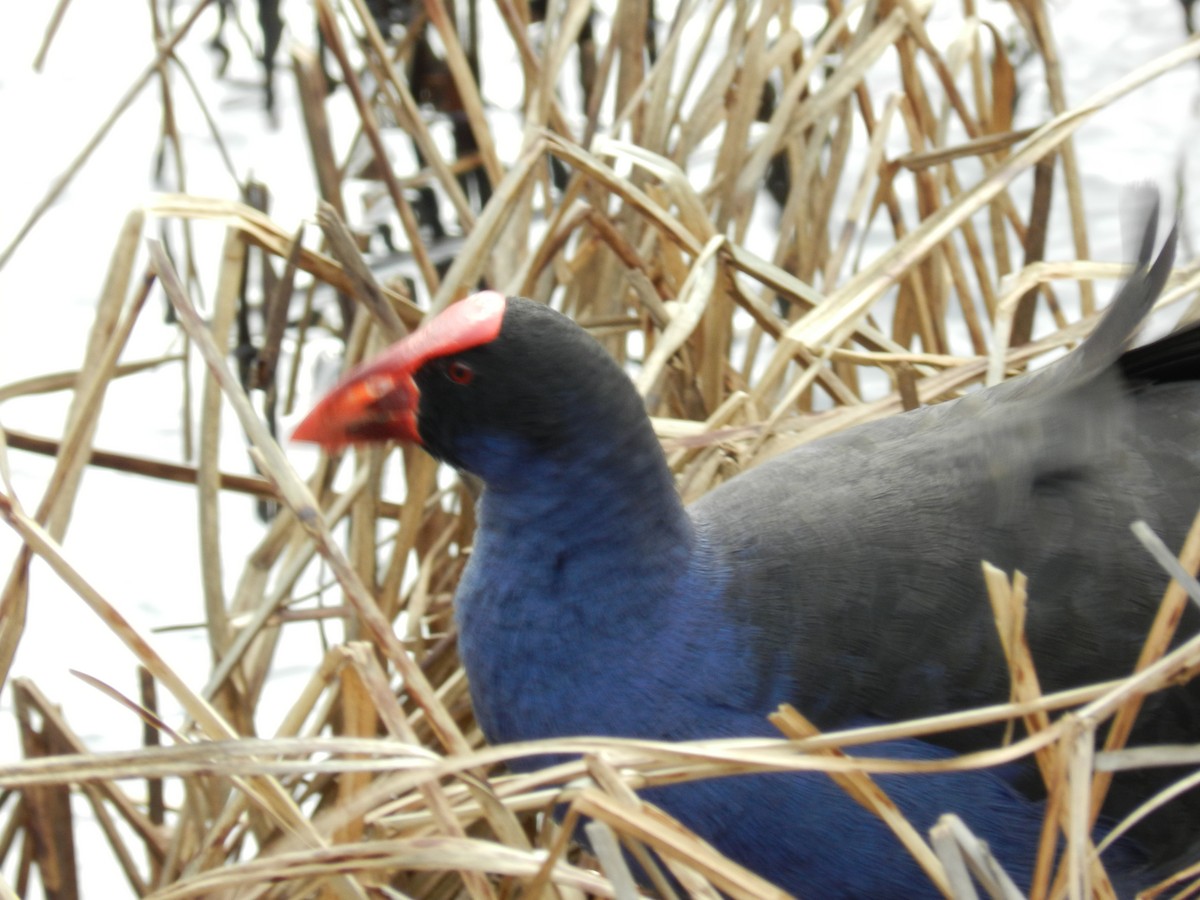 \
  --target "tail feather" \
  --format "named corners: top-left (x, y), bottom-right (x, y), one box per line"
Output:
top-left (1065, 219), bottom-right (1177, 386)
top-left (1119, 317), bottom-right (1200, 386)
